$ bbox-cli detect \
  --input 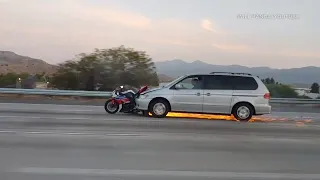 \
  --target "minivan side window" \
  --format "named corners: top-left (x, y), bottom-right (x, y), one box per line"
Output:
top-left (203, 75), bottom-right (233, 90)
top-left (232, 76), bottom-right (258, 90)
top-left (174, 75), bottom-right (204, 89)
